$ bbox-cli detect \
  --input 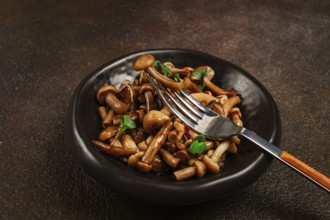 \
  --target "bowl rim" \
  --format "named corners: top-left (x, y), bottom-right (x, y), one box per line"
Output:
top-left (67, 48), bottom-right (281, 205)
